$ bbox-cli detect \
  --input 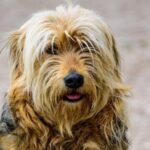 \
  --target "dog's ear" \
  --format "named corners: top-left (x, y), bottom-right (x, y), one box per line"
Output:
top-left (111, 35), bottom-right (120, 67)
top-left (7, 30), bottom-right (25, 82)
